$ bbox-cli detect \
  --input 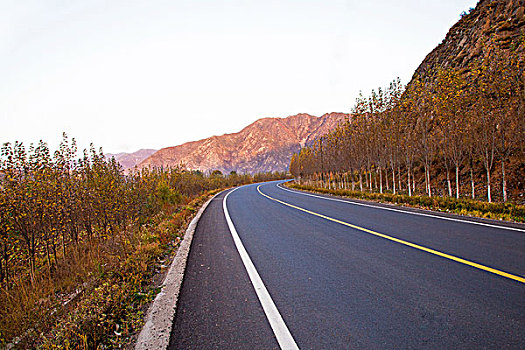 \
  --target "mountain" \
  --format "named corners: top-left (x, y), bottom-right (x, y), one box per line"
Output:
top-left (139, 113), bottom-right (349, 174)
top-left (413, 0), bottom-right (524, 80)
top-left (106, 149), bottom-right (157, 170)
